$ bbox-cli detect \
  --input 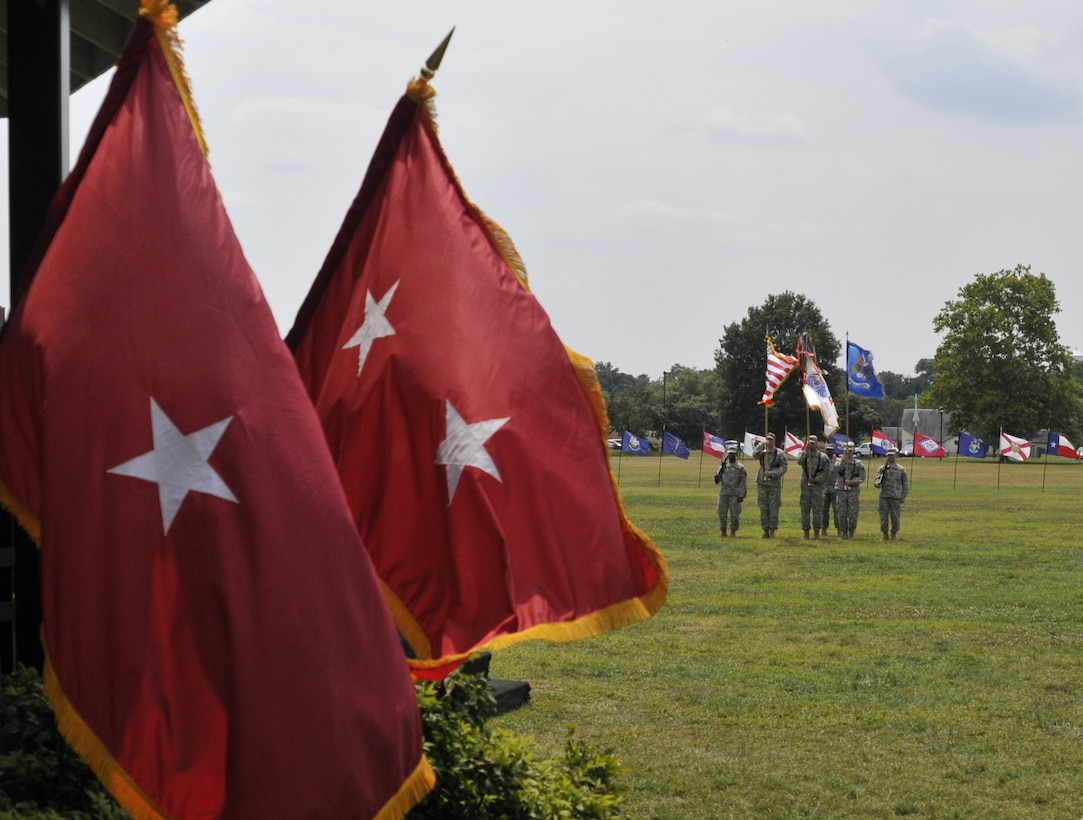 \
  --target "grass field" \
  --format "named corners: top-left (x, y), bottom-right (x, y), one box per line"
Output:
top-left (491, 453), bottom-right (1083, 818)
